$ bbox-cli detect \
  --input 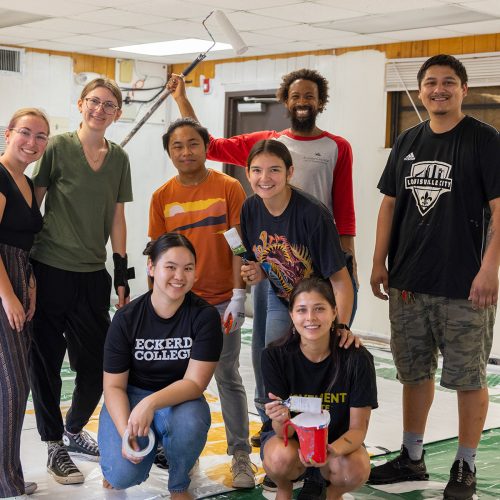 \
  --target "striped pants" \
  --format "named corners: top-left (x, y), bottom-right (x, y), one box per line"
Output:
top-left (0, 244), bottom-right (32, 497)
